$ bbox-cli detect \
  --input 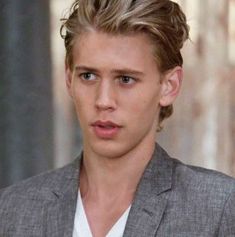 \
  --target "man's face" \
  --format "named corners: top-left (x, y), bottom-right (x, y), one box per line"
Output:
top-left (66, 31), bottom-right (172, 158)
